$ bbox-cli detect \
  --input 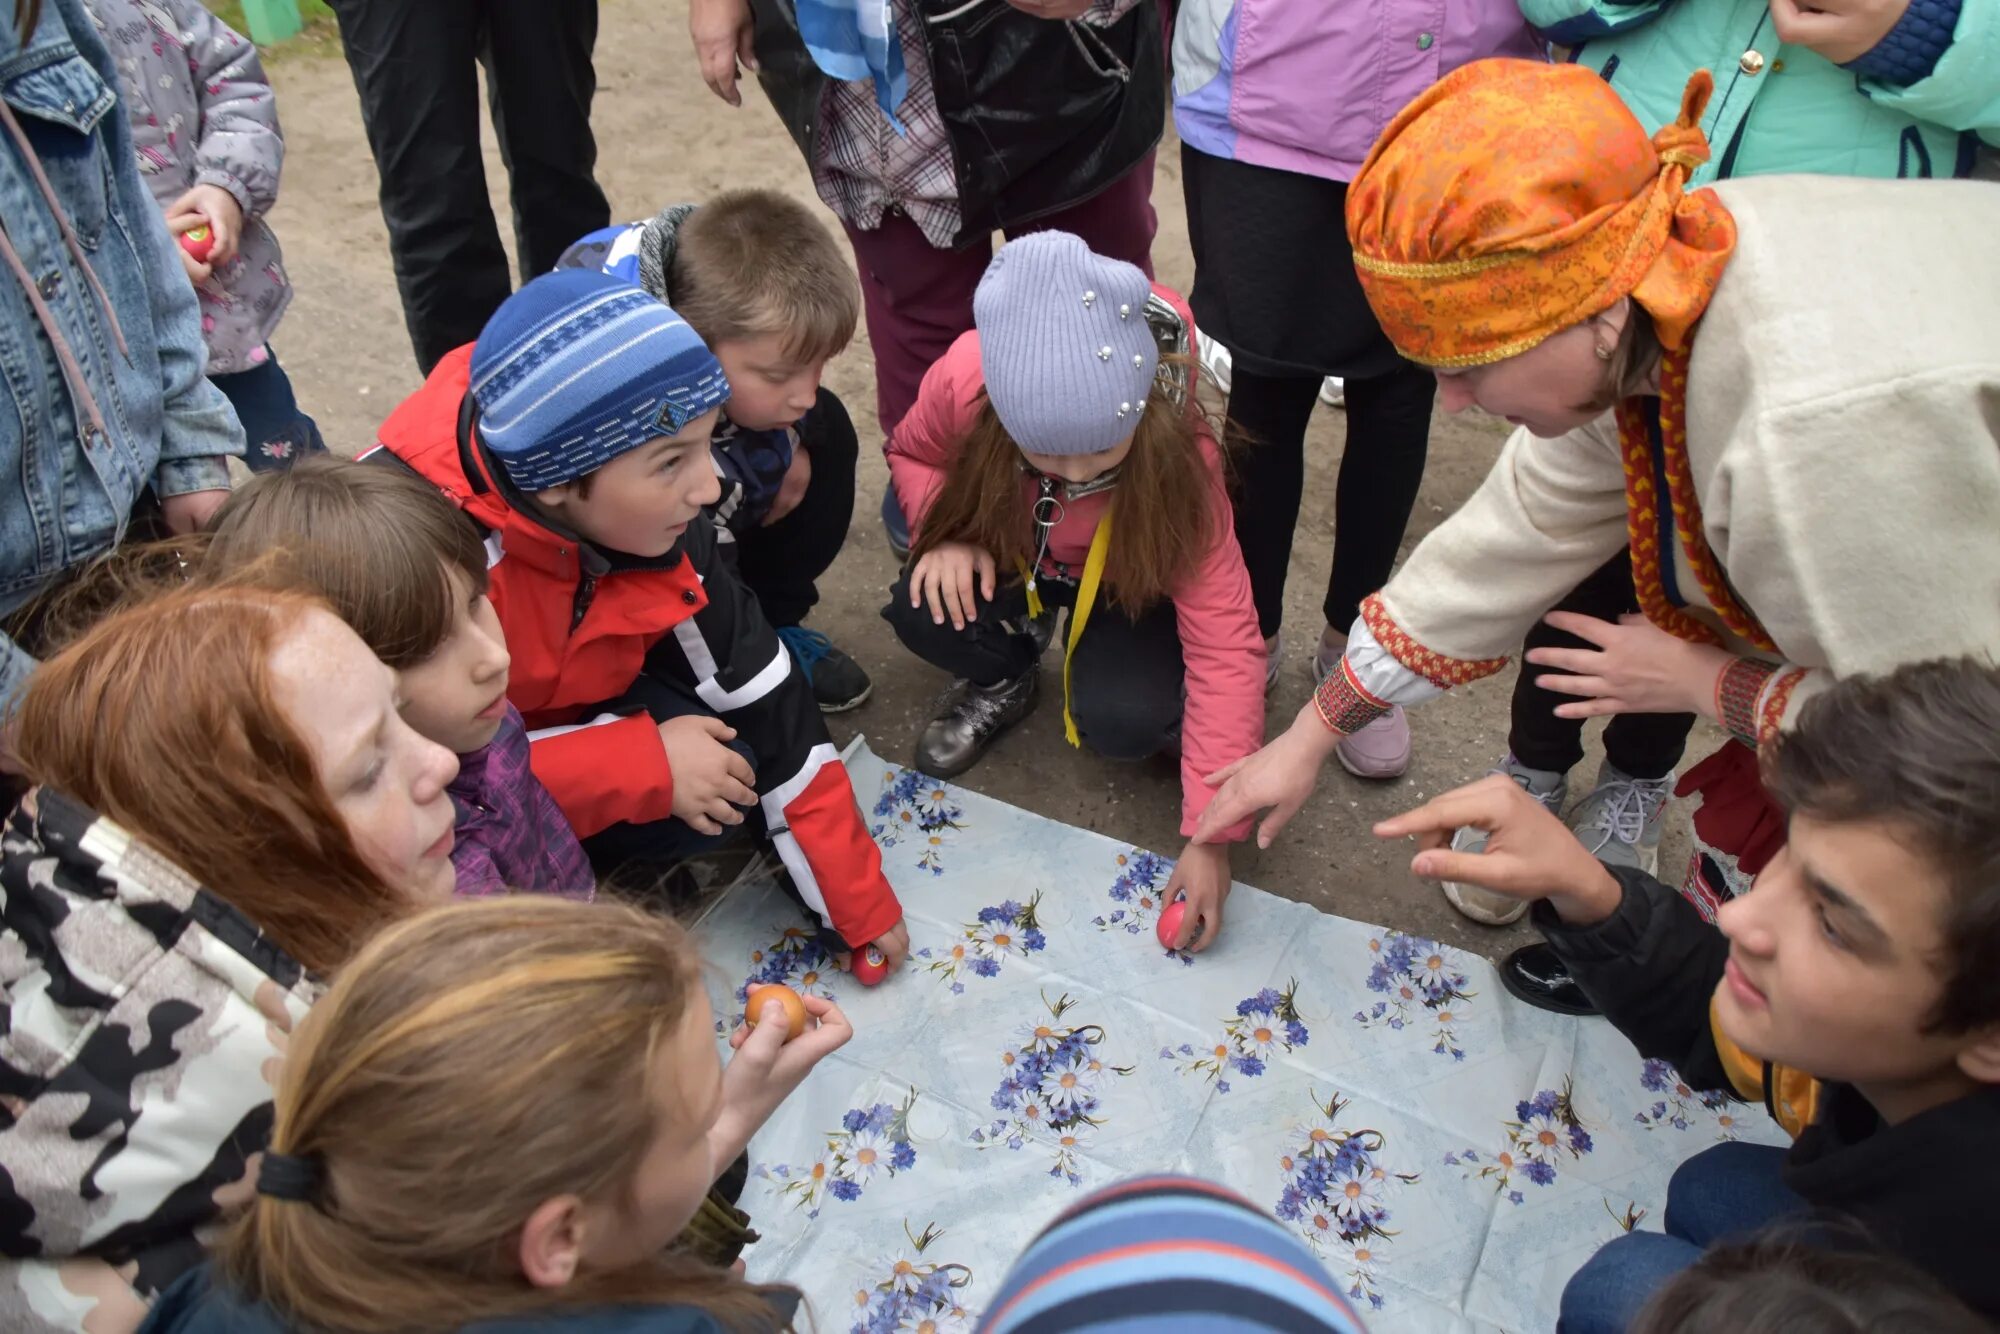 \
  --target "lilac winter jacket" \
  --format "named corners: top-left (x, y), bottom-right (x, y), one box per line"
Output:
top-left (1172, 0), bottom-right (1545, 183)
